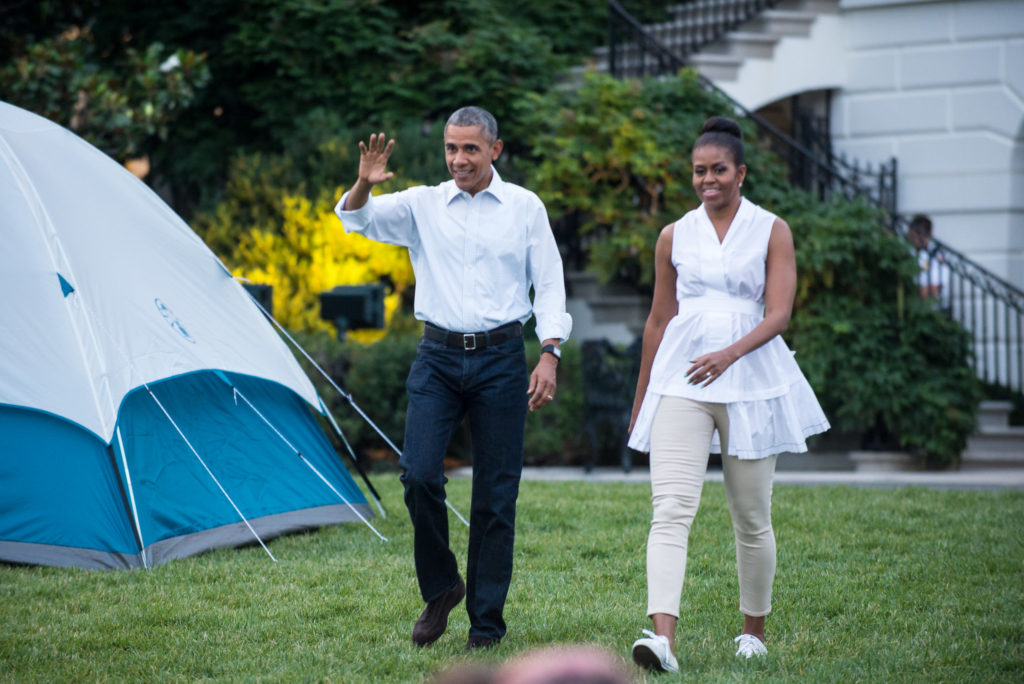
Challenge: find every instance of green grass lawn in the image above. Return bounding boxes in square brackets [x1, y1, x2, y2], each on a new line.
[1, 475, 1022, 682]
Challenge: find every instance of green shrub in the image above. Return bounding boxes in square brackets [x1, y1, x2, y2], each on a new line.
[783, 197, 983, 465]
[191, 141, 419, 338]
[523, 341, 590, 466]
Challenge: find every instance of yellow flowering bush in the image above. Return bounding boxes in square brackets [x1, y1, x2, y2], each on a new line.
[232, 193, 413, 343]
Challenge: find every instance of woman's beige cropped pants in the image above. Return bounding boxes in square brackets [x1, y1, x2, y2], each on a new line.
[646, 396, 778, 618]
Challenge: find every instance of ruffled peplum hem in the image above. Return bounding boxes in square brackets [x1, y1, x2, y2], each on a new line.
[644, 314, 808, 404]
[628, 376, 830, 459]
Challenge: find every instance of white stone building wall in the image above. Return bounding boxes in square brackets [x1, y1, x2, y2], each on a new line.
[832, 0, 1024, 288]
[718, 0, 1023, 288]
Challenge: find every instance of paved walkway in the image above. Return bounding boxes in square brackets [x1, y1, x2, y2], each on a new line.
[449, 466, 1024, 491]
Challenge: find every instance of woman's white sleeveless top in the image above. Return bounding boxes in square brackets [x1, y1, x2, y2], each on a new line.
[627, 197, 829, 459]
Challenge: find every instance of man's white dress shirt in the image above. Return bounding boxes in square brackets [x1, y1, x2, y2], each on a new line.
[335, 168, 572, 343]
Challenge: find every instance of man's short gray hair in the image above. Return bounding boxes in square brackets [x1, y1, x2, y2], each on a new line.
[445, 106, 498, 143]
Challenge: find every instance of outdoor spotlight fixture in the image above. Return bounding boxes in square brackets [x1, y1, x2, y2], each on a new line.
[319, 284, 386, 339]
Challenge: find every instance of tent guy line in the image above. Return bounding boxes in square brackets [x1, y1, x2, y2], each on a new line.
[320, 396, 388, 519]
[145, 383, 279, 563]
[113, 425, 148, 569]
[246, 291, 472, 529]
[232, 385, 387, 540]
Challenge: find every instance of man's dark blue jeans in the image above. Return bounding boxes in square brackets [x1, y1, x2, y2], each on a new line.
[399, 332, 528, 642]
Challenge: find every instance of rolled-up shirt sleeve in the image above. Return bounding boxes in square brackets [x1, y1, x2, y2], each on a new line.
[525, 198, 573, 343]
[335, 190, 417, 248]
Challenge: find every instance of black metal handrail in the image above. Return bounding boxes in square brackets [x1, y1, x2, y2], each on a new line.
[634, 0, 780, 61]
[900, 218, 1024, 394]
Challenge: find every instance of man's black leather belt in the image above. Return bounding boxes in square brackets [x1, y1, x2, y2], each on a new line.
[423, 321, 523, 350]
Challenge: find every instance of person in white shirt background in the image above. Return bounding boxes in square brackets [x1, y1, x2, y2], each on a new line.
[908, 214, 951, 309]
[626, 116, 829, 672]
[335, 106, 571, 651]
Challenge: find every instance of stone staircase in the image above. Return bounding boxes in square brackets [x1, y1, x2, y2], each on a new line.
[578, 0, 838, 84]
[688, 0, 837, 81]
[962, 401, 1024, 468]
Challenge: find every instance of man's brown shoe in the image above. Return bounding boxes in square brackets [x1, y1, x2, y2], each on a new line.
[411, 576, 465, 647]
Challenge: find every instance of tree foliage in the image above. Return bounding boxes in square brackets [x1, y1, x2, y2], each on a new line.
[0, 0, 608, 214]
[0, 26, 209, 163]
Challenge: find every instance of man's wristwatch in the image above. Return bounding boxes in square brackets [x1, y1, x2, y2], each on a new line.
[541, 344, 561, 362]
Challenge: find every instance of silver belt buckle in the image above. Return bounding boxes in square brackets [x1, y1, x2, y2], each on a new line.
[463, 333, 477, 350]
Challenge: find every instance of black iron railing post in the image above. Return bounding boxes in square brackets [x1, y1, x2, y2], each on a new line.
[900, 211, 1024, 393]
[608, 9, 617, 78]
[1011, 313, 1019, 393]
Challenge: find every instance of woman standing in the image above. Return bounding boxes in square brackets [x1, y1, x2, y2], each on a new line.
[627, 117, 829, 672]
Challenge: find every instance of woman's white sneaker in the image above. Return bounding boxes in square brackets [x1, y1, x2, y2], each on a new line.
[734, 633, 767, 658]
[631, 629, 679, 673]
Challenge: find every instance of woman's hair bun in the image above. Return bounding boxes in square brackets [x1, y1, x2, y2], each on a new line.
[701, 116, 742, 140]
[694, 115, 746, 165]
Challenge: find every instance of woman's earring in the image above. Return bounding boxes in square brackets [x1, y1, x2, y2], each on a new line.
[738, 182, 743, 188]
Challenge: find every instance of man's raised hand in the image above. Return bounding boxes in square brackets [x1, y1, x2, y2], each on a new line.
[341, 133, 395, 211]
[358, 132, 395, 186]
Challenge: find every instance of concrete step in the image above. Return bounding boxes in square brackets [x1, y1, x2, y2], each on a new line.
[964, 428, 1024, 454]
[566, 270, 644, 298]
[687, 52, 744, 81]
[962, 428, 1024, 467]
[739, 9, 815, 40]
[700, 31, 781, 60]
[565, 298, 637, 345]
[779, 0, 840, 15]
[587, 294, 649, 329]
[961, 400, 1024, 467]
[588, 1, 835, 84]
[976, 400, 1014, 431]
[565, 271, 649, 344]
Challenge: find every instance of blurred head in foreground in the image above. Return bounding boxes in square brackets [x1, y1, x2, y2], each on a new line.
[433, 645, 633, 684]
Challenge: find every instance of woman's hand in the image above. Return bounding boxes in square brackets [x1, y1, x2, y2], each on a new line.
[686, 348, 739, 387]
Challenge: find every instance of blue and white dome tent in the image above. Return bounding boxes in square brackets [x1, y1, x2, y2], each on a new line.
[0, 100, 383, 569]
